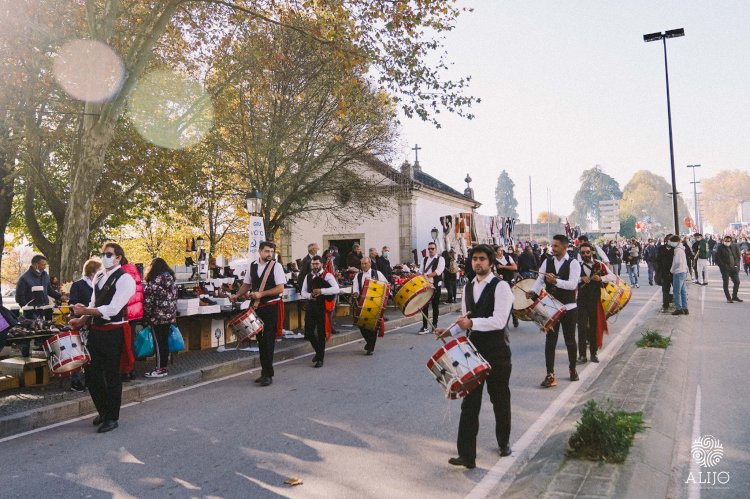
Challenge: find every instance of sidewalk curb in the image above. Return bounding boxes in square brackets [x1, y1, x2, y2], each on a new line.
[0, 303, 460, 438]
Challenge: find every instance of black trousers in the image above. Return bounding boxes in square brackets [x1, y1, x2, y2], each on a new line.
[304, 309, 326, 361]
[577, 298, 598, 357]
[86, 328, 124, 422]
[720, 266, 741, 300]
[444, 274, 457, 302]
[422, 284, 442, 329]
[457, 332, 512, 461]
[359, 326, 377, 352]
[661, 277, 672, 308]
[545, 308, 577, 374]
[256, 304, 279, 378]
[152, 323, 170, 369]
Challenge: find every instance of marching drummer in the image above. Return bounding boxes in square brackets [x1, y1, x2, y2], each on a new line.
[435, 243, 514, 469]
[352, 257, 387, 355]
[300, 255, 340, 367]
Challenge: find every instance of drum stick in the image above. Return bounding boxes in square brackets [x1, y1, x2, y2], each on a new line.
[432, 312, 471, 343]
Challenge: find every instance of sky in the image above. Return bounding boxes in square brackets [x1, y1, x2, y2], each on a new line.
[396, 0, 750, 222]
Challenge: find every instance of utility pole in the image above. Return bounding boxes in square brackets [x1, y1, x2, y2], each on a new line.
[529, 176, 533, 242]
[687, 164, 701, 232]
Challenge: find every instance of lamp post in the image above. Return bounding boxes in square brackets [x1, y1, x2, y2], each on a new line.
[687, 164, 701, 232]
[431, 227, 439, 244]
[644, 28, 685, 235]
[245, 189, 263, 216]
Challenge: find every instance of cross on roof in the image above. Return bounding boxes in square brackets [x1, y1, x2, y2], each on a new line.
[411, 144, 421, 163]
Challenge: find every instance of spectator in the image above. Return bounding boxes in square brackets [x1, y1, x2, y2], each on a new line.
[143, 258, 178, 378]
[346, 243, 363, 271]
[296, 243, 319, 293]
[376, 246, 394, 284]
[707, 235, 717, 265]
[15, 255, 64, 356]
[643, 238, 658, 286]
[517, 245, 539, 278]
[715, 236, 742, 304]
[743, 249, 750, 276]
[656, 234, 675, 313]
[120, 257, 144, 381]
[68, 258, 102, 393]
[443, 250, 458, 304]
[669, 235, 689, 315]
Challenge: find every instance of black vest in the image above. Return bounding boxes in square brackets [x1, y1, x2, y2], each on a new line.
[544, 256, 576, 304]
[578, 261, 604, 303]
[250, 261, 279, 304]
[92, 268, 126, 326]
[305, 272, 334, 312]
[356, 268, 378, 292]
[423, 256, 443, 287]
[465, 277, 511, 358]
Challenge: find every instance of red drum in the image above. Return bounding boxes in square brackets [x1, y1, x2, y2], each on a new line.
[42, 331, 90, 377]
[355, 279, 390, 331]
[426, 336, 491, 400]
[511, 278, 566, 333]
[228, 308, 264, 342]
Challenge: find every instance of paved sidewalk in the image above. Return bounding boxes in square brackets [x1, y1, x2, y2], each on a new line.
[0, 300, 460, 438]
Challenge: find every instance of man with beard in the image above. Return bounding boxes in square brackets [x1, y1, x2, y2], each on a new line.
[656, 234, 675, 313]
[576, 243, 615, 363]
[231, 241, 287, 386]
[529, 235, 580, 388]
[352, 257, 387, 355]
[300, 255, 339, 367]
[715, 235, 743, 304]
[435, 244, 514, 468]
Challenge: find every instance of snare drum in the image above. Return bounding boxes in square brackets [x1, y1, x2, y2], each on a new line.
[511, 278, 566, 333]
[42, 331, 90, 376]
[394, 274, 434, 317]
[355, 279, 390, 330]
[426, 336, 491, 399]
[228, 308, 264, 342]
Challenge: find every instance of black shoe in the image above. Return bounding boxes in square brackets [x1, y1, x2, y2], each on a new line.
[512, 317, 519, 328]
[254, 375, 264, 383]
[365, 351, 373, 356]
[312, 355, 319, 363]
[671, 309, 683, 315]
[590, 355, 600, 363]
[733, 297, 744, 303]
[570, 369, 579, 382]
[121, 373, 132, 382]
[97, 420, 118, 433]
[577, 355, 587, 364]
[92, 415, 104, 426]
[314, 361, 324, 368]
[683, 309, 689, 315]
[71, 380, 86, 393]
[448, 456, 476, 469]
[260, 377, 272, 387]
[727, 299, 734, 304]
[499, 445, 512, 457]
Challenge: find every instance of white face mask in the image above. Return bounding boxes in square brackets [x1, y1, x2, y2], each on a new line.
[668, 241, 678, 248]
[383, 251, 390, 258]
[724, 241, 731, 247]
[102, 255, 117, 268]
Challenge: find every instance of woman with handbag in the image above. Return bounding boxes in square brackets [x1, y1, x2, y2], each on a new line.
[143, 258, 177, 378]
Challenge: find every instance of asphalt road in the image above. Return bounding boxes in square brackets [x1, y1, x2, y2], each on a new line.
[671, 265, 750, 499]
[0, 276, 658, 499]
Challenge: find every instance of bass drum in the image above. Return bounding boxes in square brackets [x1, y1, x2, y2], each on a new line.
[394, 274, 434, 317]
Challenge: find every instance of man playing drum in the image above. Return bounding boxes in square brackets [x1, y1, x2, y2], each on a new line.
[435, 244, 514, 469]
[300, 255, 339, 367]
[529, 234, 581, 388]
[352, 257, 387, 355]
[576, 242, 615, 364]
[418, 242, 445, 334]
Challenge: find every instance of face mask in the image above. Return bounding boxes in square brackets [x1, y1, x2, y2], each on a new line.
[31, 267, 42, 276]
[724, 241, 731, 247]
[102, 255, 116, 268]
[383, 252, 389, 258]
[668, 241, 678, 248]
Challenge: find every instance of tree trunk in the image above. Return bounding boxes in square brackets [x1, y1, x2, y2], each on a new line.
[59, 123, 113, 281]
[0, 171, 13, 286]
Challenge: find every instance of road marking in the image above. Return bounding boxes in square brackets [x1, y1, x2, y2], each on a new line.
[0, 319, 433, 444]
[688, 385, 701, 499]
[465, 289, 659, 499]
[700, 284, 705, 316]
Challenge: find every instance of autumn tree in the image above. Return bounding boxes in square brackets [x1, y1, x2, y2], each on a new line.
[569, 166, 622, 230]
[495, 170, 518, 218]
[619, 170, 690, 233]
[537, 211, 561, 224]
[701, 170, 750, 230]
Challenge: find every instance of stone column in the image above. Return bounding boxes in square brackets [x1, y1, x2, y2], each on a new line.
[398, 194, 417, 265]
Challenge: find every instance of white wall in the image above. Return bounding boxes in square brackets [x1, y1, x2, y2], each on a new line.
[414, 190, 475, 254]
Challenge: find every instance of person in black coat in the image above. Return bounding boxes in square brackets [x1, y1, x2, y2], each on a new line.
[656, 235, 675, 312]
[296, 243, 320, 292]
[68, 259, 102, 392]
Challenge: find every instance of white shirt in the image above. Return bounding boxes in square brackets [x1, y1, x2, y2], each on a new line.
[532, 254, 581, 311]
[580, 260, 616, 284]
[352, 269, 387, 295]
[301, 271, 340, 299]
[89, 265, 136, 323]
[452, 274, 513, 335]
[421, 255, 445, 284]
[243, 260, 288, 300]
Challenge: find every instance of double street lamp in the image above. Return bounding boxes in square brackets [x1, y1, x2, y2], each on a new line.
[687, 164, 701, 233]
[644, 28, 685, 235]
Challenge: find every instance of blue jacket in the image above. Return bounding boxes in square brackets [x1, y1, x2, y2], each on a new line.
[15, 267, 61, 308]
[69, 278, 94, 307]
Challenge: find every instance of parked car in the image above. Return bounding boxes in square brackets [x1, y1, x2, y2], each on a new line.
[2, 289, 19, 311]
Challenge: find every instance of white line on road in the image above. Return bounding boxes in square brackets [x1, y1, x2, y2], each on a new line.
[465, 290, 660, 499]
[688, 384, 702, 499]
[0, 320, 427, 444]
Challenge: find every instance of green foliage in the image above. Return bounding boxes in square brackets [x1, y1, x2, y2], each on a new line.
[619, 170, 690, 232]
[495, 170, 519, 218]
[619, 214, 636, 238]
[570, 166, 622, 229]
[568, 400, 645, 463]
[636, 329, 671, 349]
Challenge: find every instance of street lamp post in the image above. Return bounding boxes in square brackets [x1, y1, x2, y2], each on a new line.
[687, 164, 701, 232]
[644, 28, 685, 235]
[431, 227, 439, 245]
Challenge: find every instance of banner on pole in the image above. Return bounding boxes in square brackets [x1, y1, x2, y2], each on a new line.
[248, 216, 266, 262]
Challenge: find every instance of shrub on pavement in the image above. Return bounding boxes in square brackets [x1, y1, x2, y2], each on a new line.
[636, 329, 671, 349]
[567, 399, 645, 463]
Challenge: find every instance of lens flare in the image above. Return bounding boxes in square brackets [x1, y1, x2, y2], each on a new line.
[127, 69, 214, 150]
[53, 40, 124, 103]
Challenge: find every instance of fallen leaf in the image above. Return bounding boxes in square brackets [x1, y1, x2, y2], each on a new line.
[284, 477, 303, 486]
